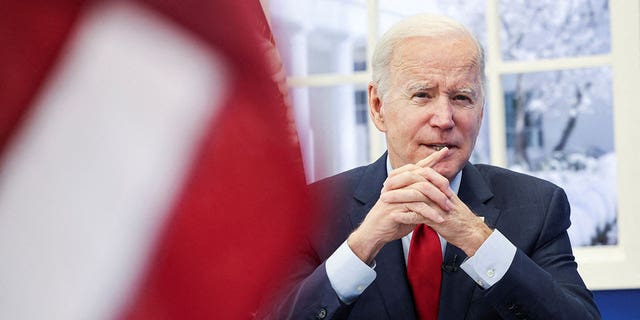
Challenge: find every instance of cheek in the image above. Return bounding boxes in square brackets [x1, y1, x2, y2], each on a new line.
[458, 112, 483, 140]
[386, 109, 413, 135]
[397, 117, 424, 145]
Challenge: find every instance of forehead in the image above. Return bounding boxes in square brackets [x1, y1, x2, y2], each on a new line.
[389, 35, 481, 87]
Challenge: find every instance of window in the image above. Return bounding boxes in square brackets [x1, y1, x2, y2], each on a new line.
[499, 1, 615, 247]
[266, 0, 640, 289]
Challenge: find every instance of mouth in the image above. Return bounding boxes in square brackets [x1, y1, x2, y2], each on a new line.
[424, 144, 455, 151]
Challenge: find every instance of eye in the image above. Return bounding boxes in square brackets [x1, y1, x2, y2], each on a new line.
[453, 94, 472, 102]
[412, 92, 430, 99]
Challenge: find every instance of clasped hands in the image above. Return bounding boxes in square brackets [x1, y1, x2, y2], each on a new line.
[347, 148, 492, 265]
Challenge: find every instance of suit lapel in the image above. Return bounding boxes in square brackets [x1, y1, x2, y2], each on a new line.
[458, 163, 501, 230]
[438, 163, 502, 320]
[350, 153, 417, 319]
[350, 153, 386, 229]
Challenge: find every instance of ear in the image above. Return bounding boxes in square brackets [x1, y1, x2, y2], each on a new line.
[368, 82, 387, 132]
[477, 101, 485, 127]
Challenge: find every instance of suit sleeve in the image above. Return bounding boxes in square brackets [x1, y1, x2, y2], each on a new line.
[256, 239, 355, 320]
[480, 187, 601, 319]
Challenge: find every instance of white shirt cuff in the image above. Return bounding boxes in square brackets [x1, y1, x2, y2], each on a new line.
[325, 240, 377, 304]
[460, 229, 516, 289]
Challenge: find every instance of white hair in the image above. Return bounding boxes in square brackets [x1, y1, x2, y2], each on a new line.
[371, 14, 485, 97]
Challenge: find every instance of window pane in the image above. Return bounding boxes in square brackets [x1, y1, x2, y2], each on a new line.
[472, 98, 491, 165]
[269, 0, 368, 76]
[500, 0, 611, 61]
[291, 85, 370, 182]
[379, 0, 486, 47]
[502, 67, 617, 247]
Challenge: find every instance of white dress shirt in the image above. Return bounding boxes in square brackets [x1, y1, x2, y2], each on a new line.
[325, 156, 517, 304]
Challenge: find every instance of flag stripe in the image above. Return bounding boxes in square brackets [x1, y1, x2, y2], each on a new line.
[0, 2, 226, 318]
[0, 0, 85, 158]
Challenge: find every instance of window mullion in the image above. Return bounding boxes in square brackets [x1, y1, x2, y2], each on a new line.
[486, 0, 506, 167]
[367, 0, 385, 162]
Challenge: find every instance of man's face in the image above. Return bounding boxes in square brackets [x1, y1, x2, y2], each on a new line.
[369, 35, 484, 180]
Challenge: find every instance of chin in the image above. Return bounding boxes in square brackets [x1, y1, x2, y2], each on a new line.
[432, 162, 460, 181]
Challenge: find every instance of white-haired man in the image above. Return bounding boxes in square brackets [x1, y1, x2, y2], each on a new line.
[265, 14, 600, 320]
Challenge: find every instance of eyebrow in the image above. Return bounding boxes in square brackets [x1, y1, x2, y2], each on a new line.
[451, 87, 478, 97]
[402, 81, 480, 98]
[405, 82, 436, 92]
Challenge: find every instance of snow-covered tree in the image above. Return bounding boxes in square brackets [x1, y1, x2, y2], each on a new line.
[500, 0, 611, 169]
[499, 0, 616, 246]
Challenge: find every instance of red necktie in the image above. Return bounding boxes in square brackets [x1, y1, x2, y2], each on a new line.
[407, 224, 442, 320]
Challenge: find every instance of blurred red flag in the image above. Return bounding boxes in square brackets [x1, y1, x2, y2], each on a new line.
[122, 1, 308, 318]
[0, 0, 306, 319]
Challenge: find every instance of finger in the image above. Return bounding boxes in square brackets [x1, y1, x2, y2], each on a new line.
[416, 167, 455, 198]
[387, 163, 422, 179]
[390, 210, 427, 225]
[381, 188, 428, 204]
[447, 193, 475, 216]
[409, 181, 453, 211]
[416, 146, 449, 168]
[385, 165, 452, 195]
[404, 202, 445, 223]
[381, 183, 452, 212]
[383, 170, 427, 191]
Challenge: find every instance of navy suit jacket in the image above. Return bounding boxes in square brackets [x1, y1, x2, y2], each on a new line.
[266, 153, 600, 319]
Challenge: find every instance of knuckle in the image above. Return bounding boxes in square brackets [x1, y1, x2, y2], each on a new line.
[418, 181, 431, 191]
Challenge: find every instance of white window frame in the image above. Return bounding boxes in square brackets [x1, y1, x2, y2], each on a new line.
[264, 0, 640, 290]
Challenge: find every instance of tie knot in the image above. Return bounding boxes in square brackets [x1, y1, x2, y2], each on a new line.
[412, 224, 437, 242]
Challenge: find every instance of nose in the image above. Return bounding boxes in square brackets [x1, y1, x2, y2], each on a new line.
[428, 96, 454, 129]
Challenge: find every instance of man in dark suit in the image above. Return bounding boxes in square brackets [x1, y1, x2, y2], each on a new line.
[263, 14, 600, 320]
